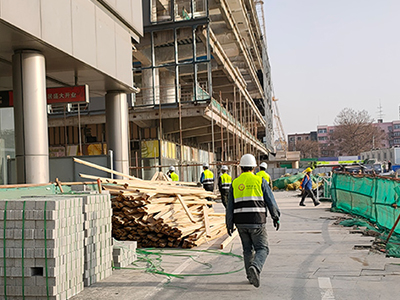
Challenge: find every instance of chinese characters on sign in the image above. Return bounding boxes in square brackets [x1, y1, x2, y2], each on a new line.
[2, 85, 89, 107]
[46, 85, 89, 104]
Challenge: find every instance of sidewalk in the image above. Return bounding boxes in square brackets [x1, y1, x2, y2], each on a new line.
[71, 191, 400, 300]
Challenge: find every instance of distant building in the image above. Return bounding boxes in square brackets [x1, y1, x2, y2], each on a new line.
[373, 119, 400, 148]
[317, 125, 336, 157]
[288, 131, 317, 151]
[289, 120, 400, 158]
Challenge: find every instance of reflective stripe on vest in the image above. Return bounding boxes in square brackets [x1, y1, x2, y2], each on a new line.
[170, 172, 179, 182]
[232, 172, 266, 224]
[233, 207, 266, 213]
[203, 169, 214, 185]
[256, 170, 271, 183]
[220, 173, 232, 190]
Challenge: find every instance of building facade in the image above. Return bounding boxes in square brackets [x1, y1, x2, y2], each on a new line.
[128, 0, 274, 179]
[288, 131, 317, 151]
[0, 0, 143, 184]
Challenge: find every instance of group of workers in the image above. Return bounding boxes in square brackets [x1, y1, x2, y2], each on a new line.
[165, 155, 319, 288]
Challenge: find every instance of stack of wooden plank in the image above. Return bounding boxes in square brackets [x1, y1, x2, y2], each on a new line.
[73, 158, 228, 248]
[92, 177, 227, 248]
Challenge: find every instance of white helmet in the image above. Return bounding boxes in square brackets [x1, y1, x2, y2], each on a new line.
[203, 163, 209, 168]
[169, 166, 175, 171]
[221, 165, 228, 171]
[239, 154, 257, 167]
[260, 162, 268, 169]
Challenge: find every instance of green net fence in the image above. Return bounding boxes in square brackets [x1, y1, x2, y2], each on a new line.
[331, 173, 400, 235]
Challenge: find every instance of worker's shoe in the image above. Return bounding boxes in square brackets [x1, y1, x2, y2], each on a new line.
[314, 201, 320, 206]
[248, 266, 260, 288]
[299, 203, 305, 206]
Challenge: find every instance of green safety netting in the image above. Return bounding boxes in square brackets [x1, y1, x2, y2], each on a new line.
[339, 218, 378, 232]
[331, 173, 400, 235]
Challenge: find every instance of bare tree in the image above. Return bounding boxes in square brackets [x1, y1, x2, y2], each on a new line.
[329, 108, 384, 156]
[295, 140, 319, 158]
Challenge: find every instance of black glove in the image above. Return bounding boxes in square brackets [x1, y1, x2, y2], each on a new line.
[273, 219, 280, 231]
[227, 227, 234, 236]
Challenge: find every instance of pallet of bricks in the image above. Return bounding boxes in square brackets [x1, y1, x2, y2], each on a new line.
[96, 177, 227, 248]
[0, 191, 112, 300]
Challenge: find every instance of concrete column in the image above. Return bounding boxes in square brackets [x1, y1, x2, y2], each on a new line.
[12, 50, 49, 184]
[159, 69, 175, 104]
[142, 68, 159, 105]
[105, 92, 130, 178]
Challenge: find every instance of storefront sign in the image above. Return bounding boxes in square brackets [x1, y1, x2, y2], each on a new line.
[0, 85, 89, 107]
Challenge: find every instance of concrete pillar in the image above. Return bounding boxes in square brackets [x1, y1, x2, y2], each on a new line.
[105, 92, 130, 178]
[159, 69, 175, 103]
[12, 50, 49, 184]
[142, 68, 159, 105]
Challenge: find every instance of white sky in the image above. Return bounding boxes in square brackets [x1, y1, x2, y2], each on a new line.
[264, 0, 400, 136]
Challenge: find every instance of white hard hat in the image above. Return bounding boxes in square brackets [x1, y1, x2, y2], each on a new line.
[221, 165, 228, 171]
[169, 166, 175, 171]
[203, 163, 209, 168]
[239, 154, 257, 167]
[260, 162, 268, 169]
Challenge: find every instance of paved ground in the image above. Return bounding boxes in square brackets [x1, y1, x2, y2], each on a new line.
[71, 191, 400, 300]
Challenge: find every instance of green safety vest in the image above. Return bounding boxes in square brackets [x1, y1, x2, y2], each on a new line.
[232, 172, 266, 224]
[256, 170, 271, 183]
[170, 172, 179, 182]
[220, 173, 232, 191]
[203, 169, 214, 185]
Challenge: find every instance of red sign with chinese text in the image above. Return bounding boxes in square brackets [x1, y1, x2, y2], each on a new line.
[3, 85, 89, 107]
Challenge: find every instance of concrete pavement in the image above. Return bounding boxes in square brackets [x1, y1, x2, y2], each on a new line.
[71, 191, 400, 300]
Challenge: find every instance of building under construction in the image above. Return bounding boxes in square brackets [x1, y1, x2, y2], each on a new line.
[2, 0, 275, 183]
[130, 0, 274, 180]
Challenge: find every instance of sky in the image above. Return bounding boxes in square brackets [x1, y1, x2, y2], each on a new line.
[264, 0, 400, 136]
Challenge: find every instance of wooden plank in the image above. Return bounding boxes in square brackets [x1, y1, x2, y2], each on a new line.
[176, 194, 196, 223]
[74, 157, 138, 180]
[203, 205, 211, 237]
[220, 229, 238, 249]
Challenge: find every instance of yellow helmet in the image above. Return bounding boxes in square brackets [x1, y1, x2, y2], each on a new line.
[305, 167, 312, 173]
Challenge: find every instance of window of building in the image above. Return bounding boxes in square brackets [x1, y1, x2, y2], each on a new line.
[306, 137, 309, 140]
[297, 137, 302, 140]
[384, 153, 387, 159]
[289, 137, 294, 141]
[318, 136, 327, 141]
[394, 124, 400, 130]
[378, 153, 381, 160]
[329, 129, 333, 133]
[394, 139, 400, 144]
[318, 128, 327, 134]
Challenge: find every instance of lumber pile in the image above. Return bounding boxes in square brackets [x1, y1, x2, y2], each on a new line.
[93, 177, 227, 248]
[73, 158, 228, 248]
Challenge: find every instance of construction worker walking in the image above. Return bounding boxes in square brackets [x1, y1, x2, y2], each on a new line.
[256, 162, 272, 189]
[200, 163, 214, 192]
[218, 165, 232, 208]
[226, 154, 280, 288]
[167, 166, 179, 182]
[299, 167, 320, 207]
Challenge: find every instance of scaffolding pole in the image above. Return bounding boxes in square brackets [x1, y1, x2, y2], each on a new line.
[219, 91, 224, 162]
[226, 98, 230, 161]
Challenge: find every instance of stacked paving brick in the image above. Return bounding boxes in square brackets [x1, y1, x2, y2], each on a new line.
[82, 193, 113, 286]
[112, 241, 137, 269]
[0, 197, 85, 300]
[0, 192, 113, 299]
